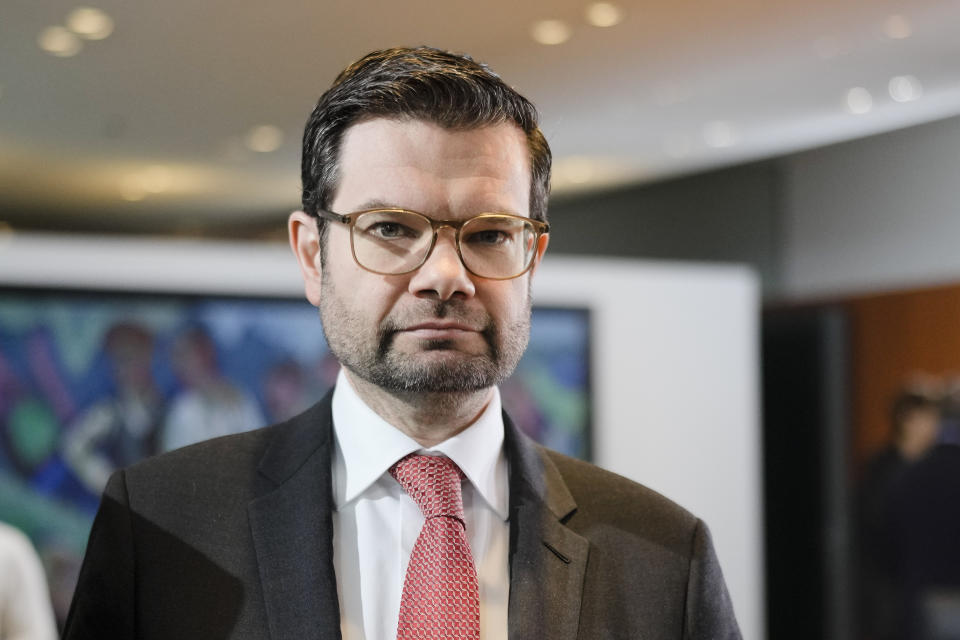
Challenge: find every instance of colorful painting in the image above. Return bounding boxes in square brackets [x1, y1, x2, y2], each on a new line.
[0, 288, 590, 622]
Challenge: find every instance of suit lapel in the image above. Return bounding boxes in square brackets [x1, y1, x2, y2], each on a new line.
[248, 395, 342, 640]
[504, 414, 589, 640]
[244, 396, 589, 639]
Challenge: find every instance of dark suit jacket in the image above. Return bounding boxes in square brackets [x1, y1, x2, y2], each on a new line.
[63, 392, 741, 639]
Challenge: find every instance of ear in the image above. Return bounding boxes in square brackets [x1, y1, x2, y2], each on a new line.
[288, 211, 324, 307]
[527, 232, 549, 279]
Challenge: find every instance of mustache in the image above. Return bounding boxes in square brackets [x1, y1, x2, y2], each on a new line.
[383, 300, 489, 330]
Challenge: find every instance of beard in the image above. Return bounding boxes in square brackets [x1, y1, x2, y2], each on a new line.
[319, 279, 530, 394]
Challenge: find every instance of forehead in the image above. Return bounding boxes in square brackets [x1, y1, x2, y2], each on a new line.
[333, 118, 531, 215]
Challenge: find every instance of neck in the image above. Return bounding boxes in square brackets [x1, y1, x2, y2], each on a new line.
[343, 370, 494, 448]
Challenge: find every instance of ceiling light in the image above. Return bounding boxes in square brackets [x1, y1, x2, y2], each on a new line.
[551, 156, 633, 191]
[883, 14, 912, 40]
[889, 75, 922, 102]
[552, 157, 595, 186]
[565, 159, 596, 184]
[0, 222, 13, 249]
[845, 87, 873, 114]
[585, 3, 623, 27]
[119, 182, 146, 202]
[67, 7, 114, 40]
[116, 164, 214, 200]
[244, 125, 284, 153]
[139, 166, 172, 193]
[703, 121, 738, 149]
[119, 173, 148, 201]
[531, 19, 571, 45]
[38, 26, 83, 57]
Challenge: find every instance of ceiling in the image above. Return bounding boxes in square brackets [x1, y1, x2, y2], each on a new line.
[2, 0, 959, 237]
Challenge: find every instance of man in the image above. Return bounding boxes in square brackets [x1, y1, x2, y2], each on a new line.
[857, 386, 942, 639]
[63, 47, 740, 639]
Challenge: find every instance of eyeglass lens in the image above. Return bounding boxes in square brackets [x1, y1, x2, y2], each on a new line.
[351, 210, 538, 278]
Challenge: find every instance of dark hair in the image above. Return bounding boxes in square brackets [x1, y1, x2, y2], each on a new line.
[891, 388, 940, 436]
[301, 46, 551, 240]
[103, 322, 153, 354]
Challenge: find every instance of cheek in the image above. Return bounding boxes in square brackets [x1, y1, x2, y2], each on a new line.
[335, 268, 409, 322]
[481, 281, 530, 322]
[326, 226, 355, 265]
[324, 230, 374, 287]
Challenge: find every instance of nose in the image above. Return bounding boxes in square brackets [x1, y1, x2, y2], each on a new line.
[407, 229, 476, 301]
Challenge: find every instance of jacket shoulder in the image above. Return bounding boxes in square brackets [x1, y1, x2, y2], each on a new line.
[124, 422, 278, 488]
[122, 396, 333, 492]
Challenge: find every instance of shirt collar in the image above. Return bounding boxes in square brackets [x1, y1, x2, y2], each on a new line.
[331, 369, 509, 521]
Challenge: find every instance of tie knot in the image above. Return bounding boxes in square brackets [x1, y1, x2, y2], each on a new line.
[389, 454, 465, 521]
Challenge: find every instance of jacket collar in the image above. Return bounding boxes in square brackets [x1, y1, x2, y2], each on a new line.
[248, 392, 342, 640]
[247, 390, 590, 640]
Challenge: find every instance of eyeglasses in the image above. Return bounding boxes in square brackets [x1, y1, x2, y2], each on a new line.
[316, 208, 549, 280]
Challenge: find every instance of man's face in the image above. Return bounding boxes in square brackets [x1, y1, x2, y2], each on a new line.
[899, 406, 941, 459]
[292, 118, 547, 394]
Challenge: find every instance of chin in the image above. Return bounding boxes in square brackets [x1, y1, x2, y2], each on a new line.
[374, 352, 505, 394]
[420, 338, 459, 351]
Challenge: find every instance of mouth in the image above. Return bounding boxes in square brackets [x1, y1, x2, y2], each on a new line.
[399, 321, 481, 340]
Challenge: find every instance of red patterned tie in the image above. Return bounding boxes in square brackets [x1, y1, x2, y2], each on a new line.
[389, 454, 481, 640]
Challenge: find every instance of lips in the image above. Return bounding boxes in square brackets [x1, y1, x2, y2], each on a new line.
[400, 321, 481, 340]
[403, 321, 479, 332]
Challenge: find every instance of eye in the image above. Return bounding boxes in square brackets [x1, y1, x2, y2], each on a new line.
[364, 221, 417, 239]
[465, 229, 512, 246]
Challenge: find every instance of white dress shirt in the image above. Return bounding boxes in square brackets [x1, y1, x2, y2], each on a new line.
[331, 370, 510, 640]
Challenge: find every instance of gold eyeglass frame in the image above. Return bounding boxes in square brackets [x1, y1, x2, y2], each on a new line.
[316, 208, 549, 280]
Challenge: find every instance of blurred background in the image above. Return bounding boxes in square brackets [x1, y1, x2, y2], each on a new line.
[3, 0, 960, 638]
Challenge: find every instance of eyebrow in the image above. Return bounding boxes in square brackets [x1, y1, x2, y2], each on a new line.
[346, 200, 523, 218]
[352, 199, 399, 211]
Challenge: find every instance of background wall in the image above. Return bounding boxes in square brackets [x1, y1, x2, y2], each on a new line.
[547, 162, 782, 295]
[546, 113, 960, 302]
[781, 115, 960, 299]
[534, 257, 762, 640]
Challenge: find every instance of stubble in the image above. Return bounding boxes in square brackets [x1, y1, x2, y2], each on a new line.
[319, 277, 530, 395]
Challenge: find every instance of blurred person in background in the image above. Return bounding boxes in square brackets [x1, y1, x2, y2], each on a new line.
[261, 359, 313, 423]
[62, 322, 164, 496]
[857, 378, 960, 640]
[160, 325, 264, 452]
[857, 383, 942, 639]
[884, 387, 960, 639]
[0, 521, 58, 640]
[861, 384, 942, 515]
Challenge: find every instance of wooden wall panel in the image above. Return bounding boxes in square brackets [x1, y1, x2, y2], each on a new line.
[847, 283, 960, 471]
